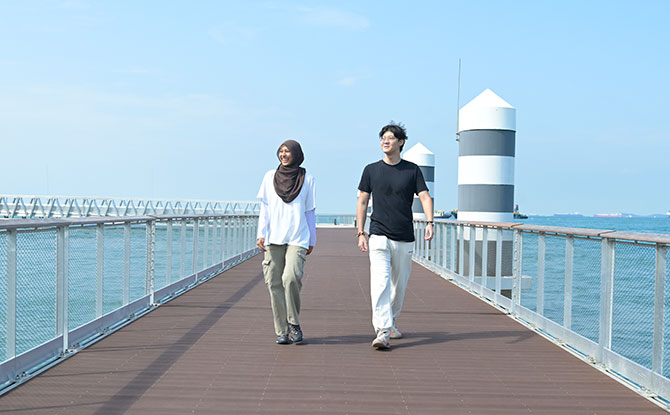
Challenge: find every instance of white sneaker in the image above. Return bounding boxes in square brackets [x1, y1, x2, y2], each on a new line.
[389, 326, 403, 339]
[372, 330, 391, 349]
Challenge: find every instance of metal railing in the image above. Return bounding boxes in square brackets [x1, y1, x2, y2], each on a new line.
[316, 214, 356, 227]
[414, 219, 670, 408]
[0, 214, 260, 394]
[0, 195, 260, 218]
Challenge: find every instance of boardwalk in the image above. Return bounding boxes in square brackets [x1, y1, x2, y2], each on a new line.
[0, 228, 664, 414]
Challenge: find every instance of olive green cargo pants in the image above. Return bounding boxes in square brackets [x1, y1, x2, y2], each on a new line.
[262, 244, 307, 336]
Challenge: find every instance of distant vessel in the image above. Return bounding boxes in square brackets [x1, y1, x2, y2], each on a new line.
[513, 204, 528, 219]
[594, 213, 623, 218]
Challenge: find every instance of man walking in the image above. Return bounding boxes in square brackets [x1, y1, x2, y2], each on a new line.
[356, 123, 433, 349]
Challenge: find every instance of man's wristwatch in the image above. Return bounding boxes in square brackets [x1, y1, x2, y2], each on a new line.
[357, 230, 367, 237]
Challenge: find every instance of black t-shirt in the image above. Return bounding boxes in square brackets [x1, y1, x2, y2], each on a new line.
[358, 159, 428, 242]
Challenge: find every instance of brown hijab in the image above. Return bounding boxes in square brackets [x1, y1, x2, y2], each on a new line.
[273, 140, 306, 204]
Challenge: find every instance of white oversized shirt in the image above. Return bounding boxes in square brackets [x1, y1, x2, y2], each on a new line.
[256, 170, 316, 249]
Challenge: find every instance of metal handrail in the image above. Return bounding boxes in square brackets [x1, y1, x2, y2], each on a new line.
[0, 213, 260, 394]
[414, 219, 670, 409]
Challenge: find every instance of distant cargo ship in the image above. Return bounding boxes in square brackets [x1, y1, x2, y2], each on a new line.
[554, 213, 584, 217]
[594, 213, 623, 218]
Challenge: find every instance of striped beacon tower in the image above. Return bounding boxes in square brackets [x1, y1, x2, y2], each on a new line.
[457, 89, 516, 294]
[402, 142, 434, 219]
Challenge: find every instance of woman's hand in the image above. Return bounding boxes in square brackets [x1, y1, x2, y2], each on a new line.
[256, 237, 266, 251]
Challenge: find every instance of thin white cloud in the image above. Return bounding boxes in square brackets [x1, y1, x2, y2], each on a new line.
[296, 6, 369, 30]
[208, 23, 262, 45]
[336, 76, 359, 87]
[264, 3, 370, 30]
[117, 67, 152, 74]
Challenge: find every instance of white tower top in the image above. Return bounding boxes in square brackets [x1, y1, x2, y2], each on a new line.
[458, 88, 516, 132]
[403, 142, 434, 166]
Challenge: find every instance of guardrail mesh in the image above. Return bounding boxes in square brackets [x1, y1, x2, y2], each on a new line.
[664, 248, 670, 378]
[0, 232, 6, 362]
[103, 226, 125, 314]
[154, 224, 168, 291]
[612, 242, 656, 370]
[17, 230, 57, 355]
[571, 237, 602, 343]
[521, 232, 538, 313]
[543, 236, 567, 325]
[69, 227, 97, 330]
[129, 225, 148, 302]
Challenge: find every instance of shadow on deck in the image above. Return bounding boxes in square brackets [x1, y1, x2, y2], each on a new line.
[0, 228, 664, 414]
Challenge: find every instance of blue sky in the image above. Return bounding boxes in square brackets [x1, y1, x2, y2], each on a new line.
[1, 1, 669, 215]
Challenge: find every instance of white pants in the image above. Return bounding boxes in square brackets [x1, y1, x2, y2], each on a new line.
[368, 235, 413, 332]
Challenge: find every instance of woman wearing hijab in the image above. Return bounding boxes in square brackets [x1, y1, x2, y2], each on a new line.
[256, 140, 316, 344]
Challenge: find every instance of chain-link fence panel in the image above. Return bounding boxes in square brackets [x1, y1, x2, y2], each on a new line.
[129, 225, 147, 302]
[103, 226, 125, 314]
[520, 232, 538, 312]
[543, 235, 566, 326]
[153, 223, 168, 291]
[16, 229, 57, 355]
[198, 221, 206, 270]
[663, 247, 670, 378]
[182, 222, 194, 279]
[68, 226, 97, 331]
[611, 241, 655, 370]
[0, 232, 7, 362]
[172, 221, 185, 281]
[570, 237, 602, 343]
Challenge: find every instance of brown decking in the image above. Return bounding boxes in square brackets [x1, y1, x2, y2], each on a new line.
[0, 228, 665, 414]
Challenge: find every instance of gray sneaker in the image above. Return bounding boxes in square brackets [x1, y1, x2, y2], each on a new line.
[389, 326, 403, 339]
[372, 330, 391, 349]
[289, 324, 303, 343]
[276, 334, 292, 344]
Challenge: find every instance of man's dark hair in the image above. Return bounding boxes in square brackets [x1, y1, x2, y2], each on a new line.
[379, 122, 408, 152]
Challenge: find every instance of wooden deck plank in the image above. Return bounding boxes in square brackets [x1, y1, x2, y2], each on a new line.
[0, 228, 664, 414]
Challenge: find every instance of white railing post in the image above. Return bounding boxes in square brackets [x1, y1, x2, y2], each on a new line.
[599, 237, 615, 363]
[224, 217, 226, 263]
[564, 235, 574, 329]
[234, 216, 240, 255]
[166, 220, 173, 285]
[652, 244, 666, 374]
[192, 219, 199, 274]
[537, 232, 546, 316]
[7, 229, 17, 359]
[481, 226, 488, 295]
[468, 226, 475, 287]
[180, 220, 186, 279]
[458, 224, 465, 276]
[203, 218, 209, 269]
[56, 226, 69, 352]
[147, 220, 155, 304]
[96, 224, 104, 317]
[495, 228, 502, 301]
[441, 223, 447, 269]
[512, 229, 523, 313]
[450, 224, 456, 272]
[124, 223, 131, 305]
